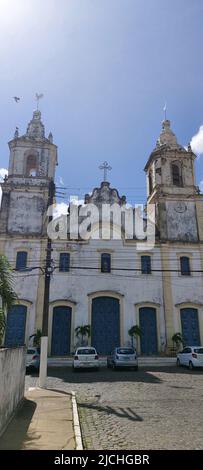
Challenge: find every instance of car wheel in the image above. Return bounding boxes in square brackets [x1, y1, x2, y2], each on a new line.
[107, 362, 111, 369]
[189, 361, 194, 370]
[176, 358, 181, 367]
[134, 366, 138, 371]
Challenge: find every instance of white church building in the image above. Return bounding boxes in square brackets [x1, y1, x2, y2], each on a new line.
[0, 109, 203, 355]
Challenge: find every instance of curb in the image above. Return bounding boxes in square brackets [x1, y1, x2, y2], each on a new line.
[71, 391, 83, 450]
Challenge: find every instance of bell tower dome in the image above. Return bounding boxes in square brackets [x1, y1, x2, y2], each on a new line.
[144, 119, 202, 242]
[0, 109, 58, 235]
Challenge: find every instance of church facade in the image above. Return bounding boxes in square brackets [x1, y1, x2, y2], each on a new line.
[1, 110, 203, 356]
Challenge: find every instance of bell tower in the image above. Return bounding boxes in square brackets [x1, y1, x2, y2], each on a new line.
[145, 119, 202, 242]
[0, 109, 57, 235]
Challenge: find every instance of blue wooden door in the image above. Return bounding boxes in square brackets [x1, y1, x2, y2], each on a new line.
[5, 305, 27, 347]
[51, 306, 72, 356]
[139, 307, 158, 355]
[91, 297, 120, 355]
[181, 308, 200, 346]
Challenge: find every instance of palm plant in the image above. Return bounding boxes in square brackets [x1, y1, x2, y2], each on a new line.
[75, 324, 91, 346]
[0, 254, 18, 346]
[128, 325, 142, 348]
[172, 332, 183, 351]
[29, 329, 42, 347]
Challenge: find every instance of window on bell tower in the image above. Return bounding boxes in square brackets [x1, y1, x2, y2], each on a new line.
[26, 154, 37, 177]
[148, 171, 153, 194]
[172, 162, 182, 186]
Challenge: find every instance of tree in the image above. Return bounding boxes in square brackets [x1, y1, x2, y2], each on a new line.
[29, 329, 42, 347]
[128, 325, 142, 348]
[0, 254, 18, 346]
[75, 325, 91, 346]
[172, 332, 183, 351]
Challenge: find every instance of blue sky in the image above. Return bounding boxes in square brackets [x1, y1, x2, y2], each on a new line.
[0, 0, 203, 204]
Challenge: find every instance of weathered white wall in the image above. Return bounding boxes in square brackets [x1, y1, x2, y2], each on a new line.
[48, 239, 165, 352]
[0, 347, 26, 436]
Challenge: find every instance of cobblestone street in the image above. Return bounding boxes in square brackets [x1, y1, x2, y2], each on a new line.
[26, 367, 203, 450]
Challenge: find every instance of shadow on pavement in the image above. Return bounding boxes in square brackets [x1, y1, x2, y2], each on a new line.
[79, 401, 143, 422]
[0, 399, 37, 450]
[45, 367, 163, 384]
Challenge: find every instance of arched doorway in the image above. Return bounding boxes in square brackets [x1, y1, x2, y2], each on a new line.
[91, 296, 120, 355]
[5, 305, 27, 347]
[139, 307, 158, 355]
[51, 306, 72, 356]
[180, 308, 200, 346]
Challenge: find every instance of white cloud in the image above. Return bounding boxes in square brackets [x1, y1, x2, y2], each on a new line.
[190, 125, 203, 155]
[0, 168, 8, 207]
[0, 168, 8, 180]
[69, 196, 84, 206]
[199, 180, 203, 193]
[53, 202, 68, 218]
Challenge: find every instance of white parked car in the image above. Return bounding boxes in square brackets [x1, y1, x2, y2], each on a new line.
[177, 346, 203, 369]
[73, 347, 99, 370]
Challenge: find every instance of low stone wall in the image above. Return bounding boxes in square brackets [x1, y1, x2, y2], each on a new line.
[0, 347, 26, 436]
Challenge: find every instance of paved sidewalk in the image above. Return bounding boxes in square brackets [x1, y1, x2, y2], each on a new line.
[0, 388, 75, 450]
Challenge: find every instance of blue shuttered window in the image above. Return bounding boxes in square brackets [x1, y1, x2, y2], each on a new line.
[16, 251, 27, 271]
[180, 256, 190, 275]
[141, 255, 151, 274]
[101, 253, 111, 273]
[59, 253, 70, 272]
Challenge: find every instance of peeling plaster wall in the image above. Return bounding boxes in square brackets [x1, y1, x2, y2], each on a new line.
[7, 192, 45, 234]
[166, 201, 198, 241]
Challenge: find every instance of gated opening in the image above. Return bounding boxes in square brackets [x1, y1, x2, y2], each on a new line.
[91, 296, 120, 355]
[51, 306, 72, 356]
[139, 307, 158, 355]
[4, 305, 27, 347]
[180, 308, 200, 346]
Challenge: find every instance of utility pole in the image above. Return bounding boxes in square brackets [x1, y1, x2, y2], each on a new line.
[39, 179, 55, 388]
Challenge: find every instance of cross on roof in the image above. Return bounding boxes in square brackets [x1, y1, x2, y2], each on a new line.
[99, 161, 112, 182]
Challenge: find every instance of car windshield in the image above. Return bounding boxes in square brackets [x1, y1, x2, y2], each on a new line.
[194, 348, 203, 354]
[77, 349, 96, 355]
[117, 348, 135, 355]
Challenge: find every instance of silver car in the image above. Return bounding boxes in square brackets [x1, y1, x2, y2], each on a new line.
[107, 347, 138, 370]
[177, 346, 203, 369]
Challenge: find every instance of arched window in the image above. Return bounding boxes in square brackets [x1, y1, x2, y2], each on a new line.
[26, 154, 37, 177]
[148, 171, 153, 194]
[172, 163, 182, 186]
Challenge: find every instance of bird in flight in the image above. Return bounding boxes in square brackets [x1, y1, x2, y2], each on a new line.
[13, 96, 20, 103]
